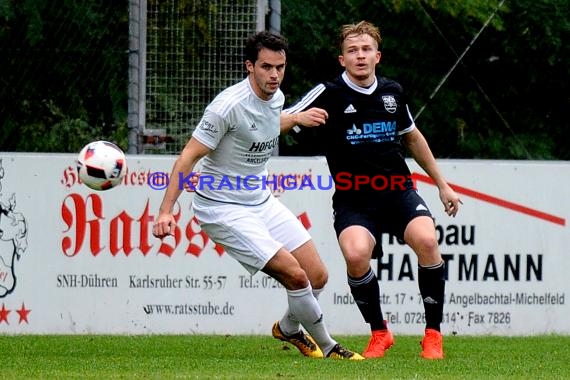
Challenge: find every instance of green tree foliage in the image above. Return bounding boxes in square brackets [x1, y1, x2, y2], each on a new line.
[281, 0, 569, 159]
[0, 0, 128, 152]
[0, 0, 567, 159]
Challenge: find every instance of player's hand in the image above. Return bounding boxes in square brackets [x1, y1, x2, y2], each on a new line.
[183, 172, 201, 192]
[295, 107, 328, 127]
[152, 213, 176, 239]
[439, 185, 462, 217]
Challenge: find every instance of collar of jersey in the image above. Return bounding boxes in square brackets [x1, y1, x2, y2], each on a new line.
[342, 71, 377, 95]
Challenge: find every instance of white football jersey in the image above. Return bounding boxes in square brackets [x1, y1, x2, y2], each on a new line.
[192, 78, 283, 205]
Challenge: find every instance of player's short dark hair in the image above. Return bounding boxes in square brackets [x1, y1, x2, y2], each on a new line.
[244, 31, 288, 64]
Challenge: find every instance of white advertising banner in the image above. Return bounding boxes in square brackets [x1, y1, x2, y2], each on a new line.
[0, 153, 567, 336]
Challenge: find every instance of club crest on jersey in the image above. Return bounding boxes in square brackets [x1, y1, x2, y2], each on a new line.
[382, 95, 397, 113]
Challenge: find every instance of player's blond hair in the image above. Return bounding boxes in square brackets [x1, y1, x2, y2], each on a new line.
[339, 21, 382, 52]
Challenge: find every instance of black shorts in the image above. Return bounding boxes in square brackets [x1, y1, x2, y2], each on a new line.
[333, 189, 434, 258]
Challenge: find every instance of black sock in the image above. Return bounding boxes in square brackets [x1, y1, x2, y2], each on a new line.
[348, 268, 386, 331]
[418, 261, 445, 331]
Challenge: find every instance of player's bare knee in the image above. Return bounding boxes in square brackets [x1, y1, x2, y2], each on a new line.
[342, 246, 371, 267]
[413, 236, 441, 265]
[281, 266, 310, 290]
[310, 270, 328, 289]
[419, 235, 439, 253]
[407, 232, 438, 253]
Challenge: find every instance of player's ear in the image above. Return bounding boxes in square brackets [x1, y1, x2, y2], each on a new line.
[338, 55, 346, 67]
[245, 60, 254, 73]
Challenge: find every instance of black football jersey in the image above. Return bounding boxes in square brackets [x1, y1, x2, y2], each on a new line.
[285, 72, 416, 206]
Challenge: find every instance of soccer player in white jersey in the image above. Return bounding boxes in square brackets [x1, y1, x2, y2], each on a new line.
[152, 31, 363, 360]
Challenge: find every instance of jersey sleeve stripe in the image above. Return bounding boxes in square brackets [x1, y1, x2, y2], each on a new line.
[284, 84, 326, 113]
[398, 104, 416, 135]
[215, 86, 250, 117]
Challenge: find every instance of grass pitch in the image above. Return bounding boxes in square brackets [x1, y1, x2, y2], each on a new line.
[1, 334, 569, 379]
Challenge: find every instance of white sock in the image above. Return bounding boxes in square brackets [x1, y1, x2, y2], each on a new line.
[279, 287, 324, 334]
[286, 285, 336, 354]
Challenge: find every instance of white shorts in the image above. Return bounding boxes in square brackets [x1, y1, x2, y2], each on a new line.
[191, 195, 311, 274]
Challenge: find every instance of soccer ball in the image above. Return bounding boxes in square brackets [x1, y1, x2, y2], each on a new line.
[77, 141, 127, 191]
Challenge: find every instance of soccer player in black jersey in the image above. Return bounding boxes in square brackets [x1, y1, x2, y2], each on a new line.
[281, 21, 462, 359]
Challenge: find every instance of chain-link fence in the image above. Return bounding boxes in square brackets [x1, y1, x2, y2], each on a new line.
[134, 0, 261, 154]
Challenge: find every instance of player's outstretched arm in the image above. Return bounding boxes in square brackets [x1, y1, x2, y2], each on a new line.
[402, 128, 462, 217]
[280, 108, 328, 133]
[152, 137, 210, 239]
